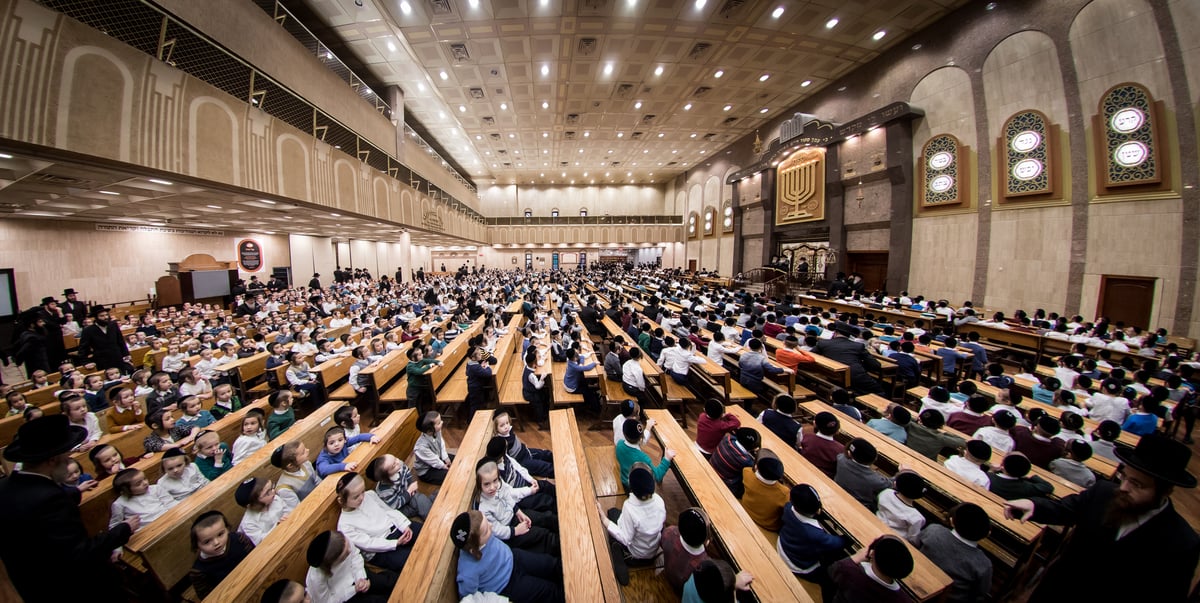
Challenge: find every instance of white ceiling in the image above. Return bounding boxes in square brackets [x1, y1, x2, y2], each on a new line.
[297, 0, 967, 186]
[0, 151, 473, 247]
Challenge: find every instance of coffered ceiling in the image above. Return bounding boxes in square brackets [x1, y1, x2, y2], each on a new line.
[296, 0, 966, 186]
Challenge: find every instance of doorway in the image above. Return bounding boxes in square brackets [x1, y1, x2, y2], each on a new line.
[846, 252, 889, 293]
[688, 259, 697, 273]
[1097, 275, 1156, 330]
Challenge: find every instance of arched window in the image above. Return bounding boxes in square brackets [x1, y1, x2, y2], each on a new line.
[1001, 109, 1056, 200]
[919, 134, 968, 207]
[579, 207, 588, 217]
[551, 208, 559, 218]
[1097, 82, 1161, 189]
[523, 208, 532, 218]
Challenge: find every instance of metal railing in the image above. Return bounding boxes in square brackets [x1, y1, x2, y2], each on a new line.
[38, 0, 482, 222]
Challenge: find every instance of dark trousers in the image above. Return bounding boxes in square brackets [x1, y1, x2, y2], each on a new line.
[408, 388, 434, 416]
[605, 507, 659, 565]
[367, 523, 423, 573]
[668, 370, 689, 385]
[502, 548, 565, 603]
[506, 522, 559, 556]
[518, 448, 554, 478]
[348, 568, 398, 602]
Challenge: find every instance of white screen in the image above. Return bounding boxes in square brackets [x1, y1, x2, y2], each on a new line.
[191, 270, 231, 298]
[0, 272, 13, 317]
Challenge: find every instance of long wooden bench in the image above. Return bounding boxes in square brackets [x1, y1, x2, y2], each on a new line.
[390, 410, 496, 603]
[312, 352, 355, 401]
[549, 410, 623, 602]
[214, 352, 269, 401]
[644, 408, 819, 602]
[725, 405, 952, 601]
[125, 400, 344, 590]
[202, 407, 420, 601]
[78, 397, 271, 537]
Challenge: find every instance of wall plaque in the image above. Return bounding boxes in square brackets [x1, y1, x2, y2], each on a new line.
[237, 239, 263, 272]
[918, 134, 969, 207]
[1098, 83, 1161, 187]
[775, 148, 826, 225]
[1000, 110, 1056, 200]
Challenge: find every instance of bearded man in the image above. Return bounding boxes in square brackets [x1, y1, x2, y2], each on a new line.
[1005, 433, 1198, 601]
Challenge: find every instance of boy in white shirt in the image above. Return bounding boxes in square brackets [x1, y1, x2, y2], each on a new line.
[236, 477, 296, 545]
[601, 464, 666, 586]
[62, 395, 101, 452]
[875, 471, 927, 544]
[974, 410, 1017, 455]
[475, 461, 559, 556]
[944, 440, 992, 488]
[157, 448, 209, 501]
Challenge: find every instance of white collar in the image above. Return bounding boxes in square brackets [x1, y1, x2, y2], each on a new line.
[792, 507, 823, 529]
[862, 562, 901, 591]
[1117, 498, 1170, 540]
[680, 536, 706, 556]
[815, 432, 835, 441]
[950, 529, 979, 548]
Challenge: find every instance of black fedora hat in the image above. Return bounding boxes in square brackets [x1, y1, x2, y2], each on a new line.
[3, 415, 87, 463]
[1115, 433, 1197, 488]
[40, 296, 56, 306]
[88, 305, 108, 318]
[63, 288, 78, 296]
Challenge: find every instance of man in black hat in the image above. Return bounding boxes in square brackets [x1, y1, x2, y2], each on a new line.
[0, 415, 138, 600]
[36, 295, 68, 366]
[77, 306, 132, 372]
[308, 273, 321, 290]
[13, 309, 51, 378]
[61, 288, 87, 324]
[1005, 433, 1199, 601]
[814, 322, 884, 395]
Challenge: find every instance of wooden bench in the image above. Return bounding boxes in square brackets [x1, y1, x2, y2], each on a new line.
[549, 410, 623, 602]
[584, 445, 625, 498]
[644, 408, 819, 603]
[125, 400, 344, 591]
[389, 411, 497, 603]
[312, 353, 355, 401]
[725, 405, 952, 601]
[202, 408, 420, 602]
[215, 352, 269, 401]
[551, 363, 586, 405]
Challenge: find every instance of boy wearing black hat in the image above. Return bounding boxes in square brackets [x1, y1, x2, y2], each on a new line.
[947, 396, 994, 436]
[601, 464, 666, 585]
[917, 503, 993, 603]
[987, 453, 1053, 500]
[758, 394, 803, 449]
[1011, 414, 1065, 469]
[827, 535, 915, 603]
[740, 450, 789, 530]
[944, 439, 992, 488]
[661, 508, 711, 594]
[875, 471, 928, 544]
[835, 438, 892, 511]
[778, 484, 847, 582]
[800, 411, 846, 478]
[1005, 434, 1200, 601]
[867, 404, 912, 444]
[1088, 420, 1122, 461]
[710, 427, 761, 498]
[1048, 439, 1097, 488]
[905, 409, 966, 461]
[615, 419, 675, 489]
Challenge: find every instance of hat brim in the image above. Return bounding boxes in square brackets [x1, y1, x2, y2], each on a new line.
[1115, 446, 1198, 489]
[3, 425, 88, 463]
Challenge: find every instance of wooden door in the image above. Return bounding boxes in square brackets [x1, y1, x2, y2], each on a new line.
[1098, 275, 1156, 329]
[846, 252, 889, 293]
[688, 259, 697, 273]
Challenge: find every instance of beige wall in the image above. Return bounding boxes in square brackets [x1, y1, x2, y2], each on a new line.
[0, 219, 289, 307]
[481, 183, 668, 217]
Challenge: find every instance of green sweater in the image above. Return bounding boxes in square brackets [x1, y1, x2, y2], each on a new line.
[267, 407, 295, 441]
[615, 440, 671, 487]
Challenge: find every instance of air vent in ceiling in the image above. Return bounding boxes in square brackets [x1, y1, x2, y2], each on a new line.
[641, 115, 656, 124]
[703, 132, 718, 140]
[489, 133, 501, 140]
[718, 0, 744, 18]
[428, 0, 453, 15]
[565, 113, 580, 125]
[482, 116, 495, 125]
[496, 150, 507, 155]
[577, 38, 597, 56]
[693, 86, 712, 97]
[688, 42, 713, 60]
[666, 161, 677, 166]
[630, 132, 643, 140]
[614, 83, 635, 99]
[469, 88, 485, 100]
[33, 174, 90, 185]
[610, 161, 621, 166]
[564, 131, 576, 140]
[721, 117, 737, 125]
[449, 43, 470, 62]
[560, 162, 569, 167]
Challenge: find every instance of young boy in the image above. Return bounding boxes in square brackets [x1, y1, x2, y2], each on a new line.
[62, 395, 101, 452]
[835, 438, 891, 511]
[758, 394, 802, 449]
[917, 503, 993, 603]
[613, 399, 653, 447]
[943, 439, 992, 488]
[601, 464, 666, 586]
[210, 383, 243, 420]
[193, 430, 232, 480]
[778, 484, 847, 582]
[709, 427, 761, 498]
[946, 396, 994, 436]
[973, 409, 1017, 455]
[368, 453, 436, 520]
[740, 452, 789, 530]
[827, 535, 916, 603]
[315, 426, 378, 477]
[414, 411, 453, 485]
[987, 453, 1053, 500]
[493, 410, 554, 477]
[236, 477, 295, 545]
[867, 405, 911, 444]
[875, 471, 927, 544]
[905, 410, 966, 461]
[143, 409, 197, 454]
[476, 460, 559, 556]
[266, 390, 296, 441]
[661, 508, 711, 594]
[800, 411, 845, 478]
[1088, 420, 1122, 461]
[1048, 439, 1097, 488]
[158, 447, 209, 501]
[271, 441, 321, 508]
[105, 387, 145, 434]
[616, 419, 675, 488]
[1011, 414, 1065, 469]
[696, 398, 741, 456]
[985, 363, 1014, 389]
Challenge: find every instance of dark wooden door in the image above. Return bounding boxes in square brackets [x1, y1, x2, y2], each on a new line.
[688, 259, 697, 273]
[1098, 275, 1156, 329]
[847, 252, 889, 293]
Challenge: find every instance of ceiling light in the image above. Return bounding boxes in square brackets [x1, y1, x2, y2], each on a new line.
[330, 213, 341, 217]
[713, 69, 724, 78]
[627, 171, 632, 176]
[540, 0, 548, 6]
[543, 150, 548, 154]
[438, 111, 445, 119]
[723, 104, 732, 111]
[873, 30, 887, 41]
[689, 133, 697, 138]
[509, 133, 515, 138]
[570, 180, 575, 184]
[0, 153, 11, 159]
[683, 103, 692, 111]
[654, 65, 663, 76]
[911, 43, 922, 51]
[759, 74, 770, 82]
[694, 0, 706, 9]
[605, 172, 610, 176]
[583, 131, 590, 137]
[469, 0, 478, 7]
[700, 150, 706, 154]
[771, 6, 784, 18]
[439, 71, 448, 80]
[542, 132, 549, 137]
[541, 101, 549, 109]
[259, 199, 275, 204]
[561, 172, 566, 177]
[604, 63, 614, 76]
[579, 148, 584, 153]
[458, 105, 466, 112]
[801, 80, 811, 87]
[148, 178, 173, 185]
[759, 107, 769, 113]
[986, 2, 997, 9]
[387, 40, 397, 52]
[657, 133, 664, 138]
[206, 204, 221, 209]
[634, 101, 643, 109]
[476, 135, 482, 140]
[400, 1, 412, 14]
[500, 102, 508, 110]
[417, 83, 425, 92]
[98, 190, 119, 195]
[617, 132, 624, 138]
[825, 17, 839, 29]
[541, 64, 550, 76]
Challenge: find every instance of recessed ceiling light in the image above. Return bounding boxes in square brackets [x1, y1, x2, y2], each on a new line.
[543, 150, 549, 154]
[583, 131, 590, 137]
[911, 43, 922, 51]
[541, 101, 549, 109]
[387, 40, 397, 52]
[683, 103, 692, 111]
[0, 153, 11, 159]
[801, 80, 812, 87]
[561, 172, 566, 177]
[417, 83, 426, 92]
[500, 102, 508, 110]
[206, 204, 221, 209]
[713, 69, 724, 78]
[657, 133, 664, 138]
[759, 74, 770, 82]
[438, 111, 445, 119]
[542, 132, 549, 137]
[825, 17, 839, 29]
[759, 107, 769, 113]
[873, 30, 886, 41]
[694, 0, 706, 9]
[771, 6, 784, 18]
[617, 132, 624, 138]
[689, 133, 697, 138]
[259, 199, 275, 204]
[458, 105, 466, 112]
[509, 133, 515, 138]
[578, 148, 584, 153]
[330, 213, 341, 217]
[838, 86, 847, 92]
[607, 149, 614, 153]
[439, 71, 448, 80]
[643, 149, 648, 153]
[700, 150, 706, 154]
[540, 64, 550, 76]
[400, 1, 412, 14]
[985, 1, 997, 9]
[654, 65, 664, 76]
[723, 104, 732, 111]
[469, 0, 479, 7]
[604, 63, 614, 76]
[148, 178, 173, 185]
[540, 0, 548, 6]
[672, 149, 679, 153]
[476, 135, 482, 140]
[99, 190, 119, 195]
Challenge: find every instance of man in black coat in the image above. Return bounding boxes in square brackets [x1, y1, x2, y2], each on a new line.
[77, 306, 132, 372]
[814, 323, 884, 395]
[36, 296, 68, 366]
[1006, 434, 1199, 602]
[308, 273, 322, 290]
[60, 288, 87, 324]
[0, 415, 138, 601]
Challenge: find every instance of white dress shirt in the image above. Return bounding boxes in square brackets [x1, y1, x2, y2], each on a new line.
[239, 494, 296, 545]
[306, 549, 369, 603]
[944, 455, 991, 488]
[604, 493, 666, 560]
[338, 491, 412, 560]
[622, 359, 646, 390]
[875, 489, 925, 544]
[157, 464, 209, 501]
[109, 485, 177, 528]
[476, 482, 534, 540]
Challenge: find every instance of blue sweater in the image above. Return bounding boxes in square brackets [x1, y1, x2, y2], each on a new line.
[315, 433, 374, 476]
[564, 359, 595, 393]
[1121, 413, 1158, 436]
[778, 503, 847, 573]
[457, 534, 513, 598]
[738, 352, 784, 394]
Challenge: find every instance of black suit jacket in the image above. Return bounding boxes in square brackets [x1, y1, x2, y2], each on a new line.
[1029, 480, 1199, 602]
[0, 472, 132, 601]
[61, 300, 87, 324]
[77, 322, 130, 370]
[814, 337, 881, 377]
